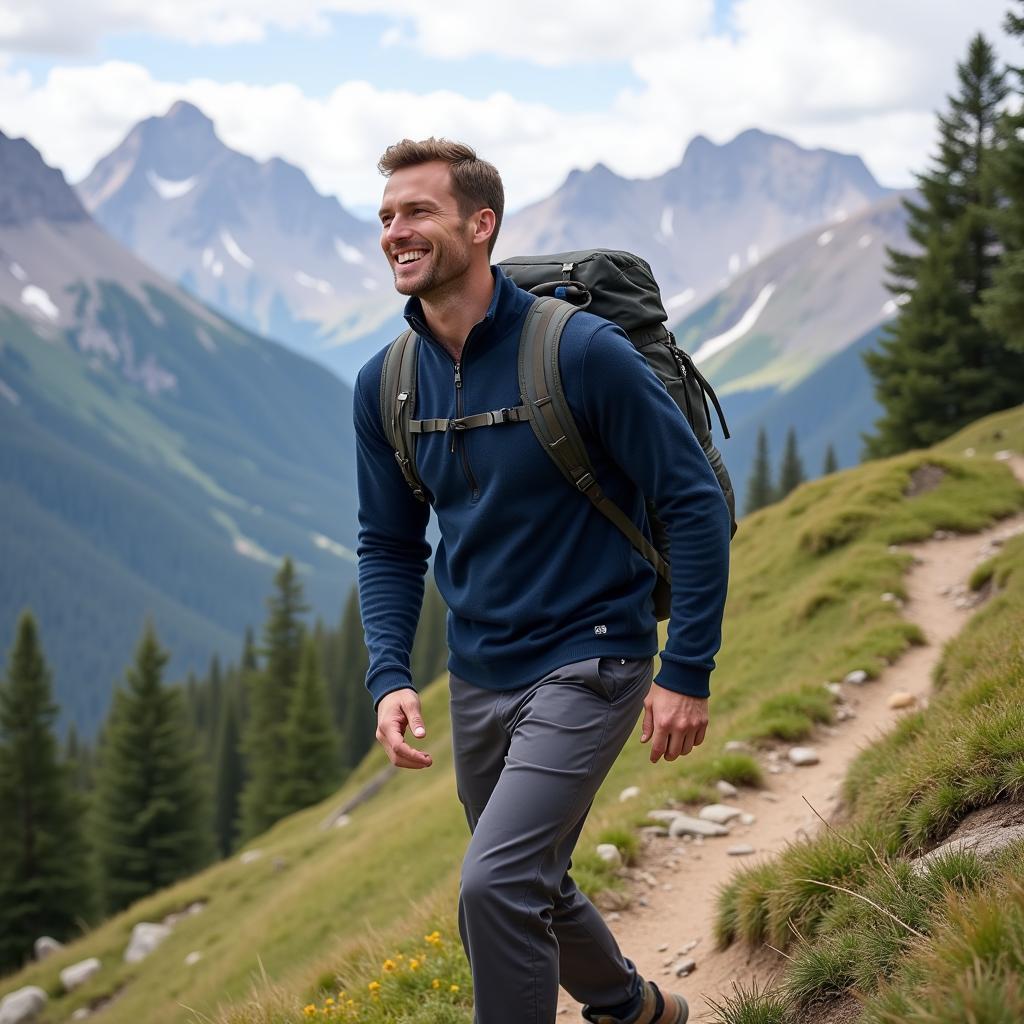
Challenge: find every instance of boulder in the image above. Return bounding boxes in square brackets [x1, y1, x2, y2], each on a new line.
[124, 922, 172, 964]
[595, 844, 623, 869]
[911, 804, 1024, 876]
[0, 986, 47, 1024]
[33, 936, 62, 961]
[60, 957, 101, 992]
[619, 786, 641, 802]
[788, 746, 820, 766]
[843, 670, 869, 686]
[698, 803, 743, 825]
[667, 815, 729, 838]
[888, 691, 917, 710]
[715, 780, 738, 798]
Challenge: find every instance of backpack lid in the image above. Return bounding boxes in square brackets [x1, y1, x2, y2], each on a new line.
[498, 249, 668, 339]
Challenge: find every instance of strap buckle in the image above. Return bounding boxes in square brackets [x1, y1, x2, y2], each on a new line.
[497, 407, 512, 424]
[575, 472, 595, 492]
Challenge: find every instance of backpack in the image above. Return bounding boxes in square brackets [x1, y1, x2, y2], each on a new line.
[379, 248, 736, 621]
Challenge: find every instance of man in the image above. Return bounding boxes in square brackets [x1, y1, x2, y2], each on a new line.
[353, 138, 730, 1024]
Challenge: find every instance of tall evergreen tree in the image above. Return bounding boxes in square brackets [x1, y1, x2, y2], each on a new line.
[822, 443, 839, 476]
[744, 427, 774, 514]
[281, 636, 338, 814]
[864, 33, 1024, 456]
[0, 612, 92, 970]
[92, 621, 212, 913]
[777, 428, 806, 498]
[978, 2, 1024, 352]
[212, 684, 244, 858]
[238, 558, 308, 840]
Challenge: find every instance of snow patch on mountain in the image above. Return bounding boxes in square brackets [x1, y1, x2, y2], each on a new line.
[746, 244, 760, 266]
[335, 238, 365, 264]
[294, 271, 334, 294]
[817, 229, 835, 246]
[9, 262, 27, 281]
[146, 170, 198, 200]
[220, 230, 254, 269]
[312, 532, 357, 563]
[665, 288, 695, 311]
[858, 233, 873, 248]
[728, 252, 741, 274]
[692, 282, 777, 364]
[0, 377, 20, 406]
[21, 285, 59, 321]
[658, 207, 674, 240]
[881, 292, 911, 316]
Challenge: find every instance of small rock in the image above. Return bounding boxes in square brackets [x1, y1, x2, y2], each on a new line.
[994, 450, 1013, 461]
[843, 670, 869, 686]
[715, 780, 739, 798]
[647, 810, 682, 824]
[677, 939, 699, 955]
[239, 849, 263, 864]
[605, 912, 621, 923]
[888, 691, 917, 710]
[124, 922, 172, 964]
[71, 1009, 91, 1021]
[619, 785, 641, 802]
[662, 883, 673, 891]
[836, 706, 856, 721]
[698, 803, 743, 825]
[759, 792, 781, 802]
[639, 825, 668, 838]
[669, 815, 729, 838]
[187, 901, 205, 915]
[0, 987, 47, 1024]
[673, 959, 697, 977]
[596, 844, 623, 869]
[33, 936, 63, 961]
[788, 746, 820, 767]
[740, 812, 756, 825]
[637, 896, 649, 907]
[887, 544, 901, 553]
[880, 592, 896, 602]
[728, 845, 756, 856]
[60, 957, 101, 993]
[963, 447, 976, 457]
[333, 814, 351, 828]
[723, 740, 752, 753]
[657, 943, 669, 952]
[184, 951, 203, 966]
[823, 682, 842, 698]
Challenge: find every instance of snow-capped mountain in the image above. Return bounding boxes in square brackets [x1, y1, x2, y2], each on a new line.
[76, 100, 399, 377]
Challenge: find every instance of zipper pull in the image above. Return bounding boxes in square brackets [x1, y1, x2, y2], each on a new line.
[451, 362, 461, 453]
[454, 362, 463, 388]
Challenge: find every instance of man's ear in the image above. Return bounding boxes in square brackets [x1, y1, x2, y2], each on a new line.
[473, 208, 496, 247]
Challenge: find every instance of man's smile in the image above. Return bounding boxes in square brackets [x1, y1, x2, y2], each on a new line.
[394, 249, 429, 265]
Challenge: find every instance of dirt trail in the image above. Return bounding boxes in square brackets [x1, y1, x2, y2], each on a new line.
[557, 455, 1024, 1022]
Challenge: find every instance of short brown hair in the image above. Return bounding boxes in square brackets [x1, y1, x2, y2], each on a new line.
[378, 137, 504, 255]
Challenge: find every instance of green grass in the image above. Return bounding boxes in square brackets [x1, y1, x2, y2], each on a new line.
[4, 409, 1022, 1024]
[709, 405, 1024, 1022]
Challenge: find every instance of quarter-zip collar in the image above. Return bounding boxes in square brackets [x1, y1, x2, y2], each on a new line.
[402, 266, 532, 361]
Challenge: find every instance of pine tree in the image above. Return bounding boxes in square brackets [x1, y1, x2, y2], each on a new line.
[977, 2, 1024, 352]
[777, 428, 806, 498]
[330, 585, 375, 773]
[864, 33, 1024, 456]
[744, 427, 774, 514]
[281, 636, 338, 813]
[238, 558, 308, 840]
[823, 444, 839, 476]
[0, 611, 92, 971]
[212, 684, 243, 858]
[92, 621, 212, 913]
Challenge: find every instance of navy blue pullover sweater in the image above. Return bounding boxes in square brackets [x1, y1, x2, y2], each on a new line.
[354, 267, 730, 710]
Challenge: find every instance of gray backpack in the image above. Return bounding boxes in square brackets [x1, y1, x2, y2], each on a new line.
[380, 248, 736, 620]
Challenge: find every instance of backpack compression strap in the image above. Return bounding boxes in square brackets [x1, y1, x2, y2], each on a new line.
[517, 296, 671, 587]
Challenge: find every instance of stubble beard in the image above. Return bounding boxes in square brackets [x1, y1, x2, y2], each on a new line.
[390, 228, 473, 302]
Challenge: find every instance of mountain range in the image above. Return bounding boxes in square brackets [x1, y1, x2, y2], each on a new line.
[0, 127, 362, 734]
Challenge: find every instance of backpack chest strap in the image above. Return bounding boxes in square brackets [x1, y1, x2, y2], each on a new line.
[410, 405, 530, 433]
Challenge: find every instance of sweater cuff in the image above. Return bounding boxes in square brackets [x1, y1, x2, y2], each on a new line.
[368, 671, 417, 713]
[653, 660, 711, 699]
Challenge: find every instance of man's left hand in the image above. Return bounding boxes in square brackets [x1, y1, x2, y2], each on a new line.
[640, 684, 708, 763]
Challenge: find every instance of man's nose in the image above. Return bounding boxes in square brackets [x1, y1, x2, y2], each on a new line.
[383, 216, 412, 243]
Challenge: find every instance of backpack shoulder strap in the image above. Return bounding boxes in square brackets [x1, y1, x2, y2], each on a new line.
[517, 296, 670, 585]
[380, 328, 429, 502]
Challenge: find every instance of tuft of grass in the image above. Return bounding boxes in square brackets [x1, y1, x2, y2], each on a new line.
[691, 752, 764, 789]
[704, 979, 793, 1024]
[786, 932, 859, 1004]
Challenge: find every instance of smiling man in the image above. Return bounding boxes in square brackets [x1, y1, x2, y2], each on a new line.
[353, 137, 730, 1024]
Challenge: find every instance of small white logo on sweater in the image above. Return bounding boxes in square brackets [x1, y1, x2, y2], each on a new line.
[594, 624, 608, 636]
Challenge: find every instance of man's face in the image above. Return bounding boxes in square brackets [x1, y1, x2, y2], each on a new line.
[378, 160, 476, 298]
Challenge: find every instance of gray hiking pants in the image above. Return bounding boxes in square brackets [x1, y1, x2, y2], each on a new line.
[449, 655, 654, 1024]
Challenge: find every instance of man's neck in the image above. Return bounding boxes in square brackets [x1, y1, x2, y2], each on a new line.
[418, 263, 495, 362]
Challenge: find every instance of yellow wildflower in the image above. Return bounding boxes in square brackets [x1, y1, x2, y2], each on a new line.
[303, 1005, 317, 1017]
[324, 997, 334, 1006]
[450, 984, 460, 993]
[382, 959, 396, 972]
[431, 979, 441, 990]
[367, 980, 381, 992]
[409, 958, 420, 971]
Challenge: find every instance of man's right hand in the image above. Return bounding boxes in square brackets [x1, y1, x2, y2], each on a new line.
[376, 688, 433, 769]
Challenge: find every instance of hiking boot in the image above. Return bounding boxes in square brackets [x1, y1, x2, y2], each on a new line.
[582, 979, 688, 1024]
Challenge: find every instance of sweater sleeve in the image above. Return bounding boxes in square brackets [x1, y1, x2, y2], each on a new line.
[353, 358, 433, 711]
[579, 323, 730, 698]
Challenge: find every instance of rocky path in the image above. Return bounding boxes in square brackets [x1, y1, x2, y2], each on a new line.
[558, 455, 1024, 1022]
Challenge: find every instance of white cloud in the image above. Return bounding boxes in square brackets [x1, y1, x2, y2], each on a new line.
[0, 1, 1018, 211]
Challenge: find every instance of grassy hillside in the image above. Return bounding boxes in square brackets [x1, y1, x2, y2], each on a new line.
[2, 410, 1022, 1024]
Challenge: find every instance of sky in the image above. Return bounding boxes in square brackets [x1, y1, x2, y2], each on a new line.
[0, 1, 1019, 216]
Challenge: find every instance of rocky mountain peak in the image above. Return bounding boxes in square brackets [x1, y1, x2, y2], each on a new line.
[0, 130, 89, 227]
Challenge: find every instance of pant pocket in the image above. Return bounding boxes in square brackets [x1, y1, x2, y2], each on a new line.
[596, 657, 653, 705]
